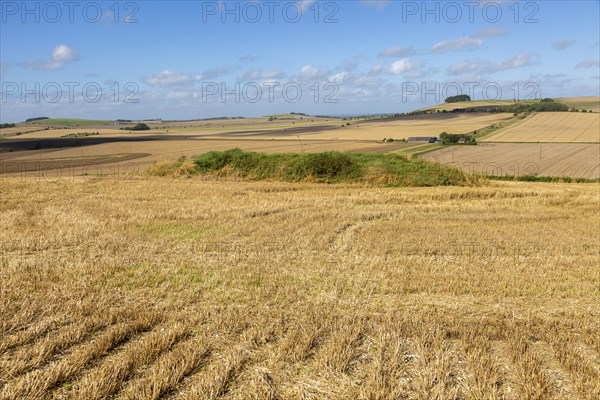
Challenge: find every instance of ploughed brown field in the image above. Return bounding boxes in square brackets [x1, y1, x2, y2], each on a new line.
[1, 177, 599, 399]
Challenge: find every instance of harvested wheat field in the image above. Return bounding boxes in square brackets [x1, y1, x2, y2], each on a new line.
[425, 143, 600, 179]
[5, 129, 127, 139]
[0, 139, 416, 179]
[0, 127, 48, 137]
[557, 97, 600, 113]
[1, 177, 599, 399]
[482, 112, 600, 143]
[271, 113, 512, 141]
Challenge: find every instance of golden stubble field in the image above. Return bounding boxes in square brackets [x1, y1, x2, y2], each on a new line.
[309, 113, 510, 141]
[557, 97, 600, 113]
[1, 177, 599, 399]
[424, 143, 600, 179]
[423, 143, 600, 179]
[482, 113, 600, 143]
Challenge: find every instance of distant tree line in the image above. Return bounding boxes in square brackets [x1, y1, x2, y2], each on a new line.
[440, 132, 477, 145]
[445, 95, 472, 103]
[0, 123, 16, 129]
[25, 117, 49, 123]
[120, 123, 150, 131]
[442, 102, 570, 114]
[498, 102, 569, 113]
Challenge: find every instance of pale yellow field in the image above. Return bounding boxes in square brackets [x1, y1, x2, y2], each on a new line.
[5, 113, 510, 142]
[8, 128, 127, 139]
[557, 96, 600, 113]
[1, 178, 598, 399]
[424, 143, 600, 179]
[482, 112, 600, 143]
[281, 113, 512, 141]
[0, 126, 47, 136]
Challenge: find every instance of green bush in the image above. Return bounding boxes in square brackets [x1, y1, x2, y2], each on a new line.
[289, 152, 361, 182]
[163, 149, 472, 186]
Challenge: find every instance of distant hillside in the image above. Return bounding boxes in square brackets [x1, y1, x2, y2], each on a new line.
[27, 118, 112, 127]
[415, 97, 599, 114]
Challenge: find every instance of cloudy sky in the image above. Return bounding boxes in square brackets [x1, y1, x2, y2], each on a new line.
[1, 0, 599, 122]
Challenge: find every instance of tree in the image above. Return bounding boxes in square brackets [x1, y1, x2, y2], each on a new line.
[126, 123, 150, 131]
[25, 117, 49, 123]
[445, 94, 471, 103]
[440, 132, 476, 145]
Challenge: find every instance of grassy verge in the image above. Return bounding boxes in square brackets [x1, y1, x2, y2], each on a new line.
[394, 143, 443, 159]
[147, 148, 475, 187]
[470, 114, 529, 141]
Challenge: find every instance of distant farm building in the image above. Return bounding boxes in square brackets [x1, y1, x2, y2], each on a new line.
[408, 137, 438, 143]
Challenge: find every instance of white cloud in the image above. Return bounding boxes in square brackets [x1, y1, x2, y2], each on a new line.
[52, 45, 78, 63]
[447, 60, 482, 75]
[239, 69, 286, 81]
[476, 0, 512, 5]
[492, 52, 536, 71]
[297, 0, 316, 10]
[20, 44, 79, 70]
[330, 71, 349, 83]
[432, 37, 483, 53]
[239, 54, 260, 63]
[553, 40, 576, 50]
[389, 59, 420, 75]
[360, 0, 391, 9]
[575, 60, 600, 69]
[202, 65, 236, 79]
[447, 52, 538, 76]
[379, 46, 416, 58]
[300, 64, 329, 80]
[474, 28, 508, 38]
[145, 70, 190, 86]
[370, 63, 384, 74]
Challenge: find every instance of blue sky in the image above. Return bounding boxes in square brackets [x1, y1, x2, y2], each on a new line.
[1, 0, 599, 122]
